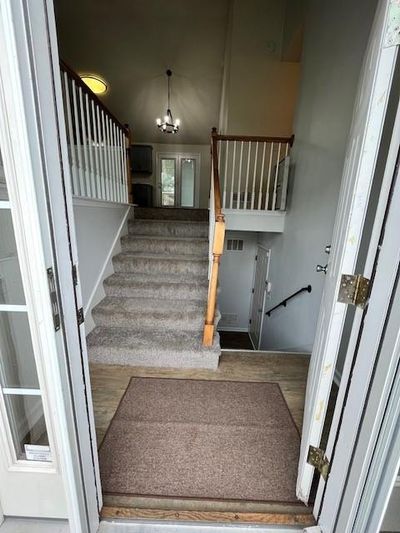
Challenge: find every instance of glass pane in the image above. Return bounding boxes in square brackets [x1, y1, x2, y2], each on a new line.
[0, 210, 25, 304]
[181, 158, 195, 207]
[0, 150, 8, 201]
[3, 394, 50, 461]
[161, 159, 175, 206]
[0, 312, 39, 388]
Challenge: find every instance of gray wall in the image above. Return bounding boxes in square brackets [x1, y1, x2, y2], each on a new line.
[218, 231, 258, 331]
[73, 201, 130, 310]
[259, 0, 377, 351]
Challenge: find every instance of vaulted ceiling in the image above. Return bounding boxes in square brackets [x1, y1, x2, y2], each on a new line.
[54, 0, 230, 144]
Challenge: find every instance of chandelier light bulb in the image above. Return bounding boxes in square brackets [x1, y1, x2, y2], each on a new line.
[156, 118, 161, 125]
[175, 119, 181, 126]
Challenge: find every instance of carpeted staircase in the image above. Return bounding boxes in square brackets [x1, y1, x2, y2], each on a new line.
[87, 207, 221, 369]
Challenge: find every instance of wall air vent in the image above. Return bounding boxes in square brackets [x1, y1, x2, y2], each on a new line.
[227, 239, 244, 251]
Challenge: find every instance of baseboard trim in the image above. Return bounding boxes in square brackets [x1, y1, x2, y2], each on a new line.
[85, 206, 131, 314]
[221, 348, 311, 356]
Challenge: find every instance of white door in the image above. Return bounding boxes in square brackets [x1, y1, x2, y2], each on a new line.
[249, 247, 270, 349]
[158, 153, 200, 207]
[0, 0, 99, 529]
[297, 0, 399, 505]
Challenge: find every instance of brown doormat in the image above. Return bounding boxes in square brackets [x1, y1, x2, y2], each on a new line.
[99, 378, 300, 503]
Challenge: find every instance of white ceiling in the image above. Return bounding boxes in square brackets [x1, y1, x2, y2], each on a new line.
[54, 0, 230, 144]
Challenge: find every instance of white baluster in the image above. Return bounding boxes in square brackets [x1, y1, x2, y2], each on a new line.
[63, 73, 79, 195]
[251, 141, 258, 210]
[265, 142, 274, 210]
[85, 93, 95, 198]
[122, 131, 129, 203]
[272, 143, 282, 210]
[258, 142, 266, 210]
[244, 141, 251, 210]
[101, 110, 109, 200]
[237, 141, 244, 209]
[114, 124, 122, 203]
[230, 141, 236, 209]
[71, 80, 85, 196]
[222, 141, 229, 209]
[91, 101, 100, 198]
[78, 87, 90, 197]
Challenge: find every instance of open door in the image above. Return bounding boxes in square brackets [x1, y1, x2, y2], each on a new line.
[0, 0, 100, 530]
[297, 0, 399, 505]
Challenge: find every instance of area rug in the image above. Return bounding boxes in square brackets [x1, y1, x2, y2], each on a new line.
[98, 378, 300, 503]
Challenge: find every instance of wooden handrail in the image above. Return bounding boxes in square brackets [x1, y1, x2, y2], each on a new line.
[213, 133, 295, 146]
[60, 60, 130, 137]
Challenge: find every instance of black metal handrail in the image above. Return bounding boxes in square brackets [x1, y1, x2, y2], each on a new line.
[265, 285, 312, 317]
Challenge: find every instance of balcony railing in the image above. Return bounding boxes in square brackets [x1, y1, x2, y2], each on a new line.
[60, 61, 130, 204]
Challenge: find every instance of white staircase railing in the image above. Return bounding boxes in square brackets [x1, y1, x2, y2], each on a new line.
[217, 133, 294, 212]
[60, 62, 130, 204]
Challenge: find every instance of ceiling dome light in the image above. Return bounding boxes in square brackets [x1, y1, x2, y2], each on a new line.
[156, 69, 180, 134]
[81, 75, 108, 95]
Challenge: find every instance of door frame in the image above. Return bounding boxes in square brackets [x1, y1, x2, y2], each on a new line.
[156, 152, 201, 208]
[0, 0, 100, 531]
[249, 245, 270, 349]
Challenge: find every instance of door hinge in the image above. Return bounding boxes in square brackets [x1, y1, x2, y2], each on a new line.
[249, 318, 252, 324]
[338, 274, 370, 309]
[307, 445, 330, 481]
[77, 307, 84, 326]
[72, 264, 78, 286]
[47, 267, 61, 331]
[255, 255, 258, 261]
[252, 288, 255, 293]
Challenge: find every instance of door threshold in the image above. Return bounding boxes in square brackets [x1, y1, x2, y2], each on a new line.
[101, 495, 314, 527]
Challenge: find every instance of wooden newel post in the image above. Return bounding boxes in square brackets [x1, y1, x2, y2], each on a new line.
[203, 219, 225, 347]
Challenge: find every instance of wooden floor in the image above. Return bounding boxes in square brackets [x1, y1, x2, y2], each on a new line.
[89, 351, 313, 526]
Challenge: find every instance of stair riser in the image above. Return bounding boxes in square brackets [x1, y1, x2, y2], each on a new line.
[104, 282, 208, 301]
[113, 257, 208, 277]
[92, 310, 203, 331]
[121, 237, 208, 256]
[88, 346, 219, 370]
[129, 221, 208, 238]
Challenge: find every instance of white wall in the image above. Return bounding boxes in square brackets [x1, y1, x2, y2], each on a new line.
[220, 0, 301, 137]
[259, 0, 377, 352]
[218, 231, 258, 331]
[72, 199, 131, 333]
[132, 143, 211, 208]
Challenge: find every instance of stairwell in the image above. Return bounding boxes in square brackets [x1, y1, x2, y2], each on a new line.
[87, 207, 221, 369]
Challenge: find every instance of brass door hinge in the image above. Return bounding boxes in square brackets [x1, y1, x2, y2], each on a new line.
[47, 267, 61, 331]
[307, 445, 330, 481]
[77, 307, 84, 326]
[338, 274, 370, 309]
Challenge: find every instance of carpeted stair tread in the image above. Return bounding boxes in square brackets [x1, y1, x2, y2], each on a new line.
[129, 219, 208, 238]
[92, 296, 205, 331]
[121, 235, 208, 256]
[104, 273, 209, 300]
[87, 327, 220, 369]
[113, 252, 208, 277]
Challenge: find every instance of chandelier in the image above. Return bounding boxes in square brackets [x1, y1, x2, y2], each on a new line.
[156, 69, 180, 134]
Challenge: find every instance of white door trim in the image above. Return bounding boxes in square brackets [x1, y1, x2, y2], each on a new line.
[249, 245, 270, 349]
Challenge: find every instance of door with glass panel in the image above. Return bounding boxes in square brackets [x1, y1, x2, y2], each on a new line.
[158, 154, 199, 207]
[0, 129, 67, 517]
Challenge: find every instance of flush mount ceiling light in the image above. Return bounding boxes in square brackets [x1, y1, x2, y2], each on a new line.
[156, 69, 180, 134]
[81, 75, 108, 95]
